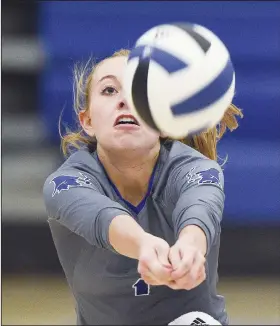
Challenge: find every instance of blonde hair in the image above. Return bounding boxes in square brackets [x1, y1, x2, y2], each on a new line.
[61, 49, 243, 161]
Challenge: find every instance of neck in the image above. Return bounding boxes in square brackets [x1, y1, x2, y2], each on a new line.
[97, 143, 160, 206]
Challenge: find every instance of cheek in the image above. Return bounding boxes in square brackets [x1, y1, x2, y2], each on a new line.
[89, 107, 108, 130]
[142, 123, 160, 138]
[90, 98, 115, 130]
[91, 111, 103, 128]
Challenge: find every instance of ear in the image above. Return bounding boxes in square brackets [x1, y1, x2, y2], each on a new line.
[79, 109, 95, 137]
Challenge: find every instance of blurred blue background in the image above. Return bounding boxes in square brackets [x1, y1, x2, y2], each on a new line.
[38, 1, 280, 224]
[2, 1, 280, 325]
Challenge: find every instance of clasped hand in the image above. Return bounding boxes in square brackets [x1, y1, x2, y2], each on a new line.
[137, 233, 206, 291]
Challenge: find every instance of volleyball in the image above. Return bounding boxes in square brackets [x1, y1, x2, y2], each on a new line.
[123, 22, 235, 138]
[168, 311, 222, 325]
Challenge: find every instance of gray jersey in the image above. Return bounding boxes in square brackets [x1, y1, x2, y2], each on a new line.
[43, 140, 228, 325]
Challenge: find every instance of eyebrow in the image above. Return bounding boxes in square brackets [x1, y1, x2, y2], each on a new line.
[97, 75, 117, 84]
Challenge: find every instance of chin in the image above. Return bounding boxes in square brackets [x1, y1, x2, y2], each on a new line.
[116, 140, 142, 151]
[113, 137, 155, 153]
[100, 133, 160, 154]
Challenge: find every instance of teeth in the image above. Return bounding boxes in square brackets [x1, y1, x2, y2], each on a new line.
[117, 117, 137, 124]
[119, 118, 135, 123]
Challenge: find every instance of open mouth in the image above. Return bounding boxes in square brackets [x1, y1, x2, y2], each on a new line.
[114, 115, 140, 126]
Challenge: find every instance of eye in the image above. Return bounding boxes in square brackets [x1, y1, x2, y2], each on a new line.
[101, 86, 118, 96]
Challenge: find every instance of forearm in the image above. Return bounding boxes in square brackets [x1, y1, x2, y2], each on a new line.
[108, 214, 147, 259]
[178, 225, 207, 256]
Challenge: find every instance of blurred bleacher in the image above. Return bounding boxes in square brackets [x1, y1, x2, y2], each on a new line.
[2, 1, 280, 275]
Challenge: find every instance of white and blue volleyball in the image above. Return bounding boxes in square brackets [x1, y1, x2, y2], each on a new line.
[123, 23, 235, 138]
[168, 311, 222, 325]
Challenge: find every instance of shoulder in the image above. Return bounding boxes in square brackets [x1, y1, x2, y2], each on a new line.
[163, 140, 221, 170]
[165, 140, 209, 160]
[161, 140, 224, 189]
[49, 149, 102, 179]
[63, 149, 101, 172]
[43, 149, 105, 197]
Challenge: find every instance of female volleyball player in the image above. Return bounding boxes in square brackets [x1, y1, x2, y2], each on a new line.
[43, 49, 242, 325]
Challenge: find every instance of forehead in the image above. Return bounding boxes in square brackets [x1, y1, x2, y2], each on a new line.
[93, 56, 128, 83]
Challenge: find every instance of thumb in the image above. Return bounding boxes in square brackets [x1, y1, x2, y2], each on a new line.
[169, 245, 182, 270]
[156, 243, 172, 269]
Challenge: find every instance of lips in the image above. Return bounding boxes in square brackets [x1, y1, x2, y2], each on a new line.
[114, 114, 140, 126]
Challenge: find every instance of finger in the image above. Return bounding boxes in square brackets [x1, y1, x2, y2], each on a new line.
[171, 253, 194, 280]
[166, 280, 181, 290]
[138, 259, 149, 275]
[149, 261, 172, 283]
[190, 254, 205, 281]
[138, 256, 162, 283]
[181, 267, 206, 291]
[172, 264, 205, 290]
[175, 254, 205, 285]
[141, 274, 160, 286]
[142, 271, 177, 288]
[140, 263, 163, 284]
[139, 256, 172, 284]
[184, 269, 206, 290]
[156, 245, 172, 269]
[143, 275, 180, 289]
[138, 250, 159, 273]
[193, 264, 205, 282]
[168, 246, 182, 270]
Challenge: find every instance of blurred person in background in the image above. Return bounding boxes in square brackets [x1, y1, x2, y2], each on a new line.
[43, 49, 242, 325]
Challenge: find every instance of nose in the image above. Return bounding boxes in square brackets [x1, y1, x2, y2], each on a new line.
[118, 101, 126, 109]
[117, 94, 129, 111]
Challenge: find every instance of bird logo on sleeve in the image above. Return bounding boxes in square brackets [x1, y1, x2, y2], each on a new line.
[186, 167, 222, 189]
[50, 173, 93, 197]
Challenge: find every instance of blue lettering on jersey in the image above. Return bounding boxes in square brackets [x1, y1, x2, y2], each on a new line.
[186, 167, 222, 189]
[132, 278, 150, 296]
[50, 173, 93, 197]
